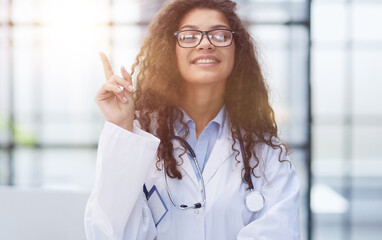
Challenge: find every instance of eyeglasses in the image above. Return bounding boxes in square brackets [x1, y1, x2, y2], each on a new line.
[174, 29, 235, 48]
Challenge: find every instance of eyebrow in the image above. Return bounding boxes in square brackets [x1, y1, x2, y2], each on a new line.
[179, 24, 231, 30]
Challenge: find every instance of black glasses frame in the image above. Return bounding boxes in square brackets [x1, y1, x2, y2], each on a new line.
[174, 29, 235, 48]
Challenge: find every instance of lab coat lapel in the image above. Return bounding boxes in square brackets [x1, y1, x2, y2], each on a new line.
[171, 138, 199, 187]
[202, 117, 235, 186]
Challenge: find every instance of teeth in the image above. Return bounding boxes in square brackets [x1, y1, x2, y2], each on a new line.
[195, 59, 216, 64]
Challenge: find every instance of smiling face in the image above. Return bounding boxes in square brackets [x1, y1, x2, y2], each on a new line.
[175, 8, 235, 88]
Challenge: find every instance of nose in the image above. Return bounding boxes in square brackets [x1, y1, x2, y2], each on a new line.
[198, 35, 214, 50]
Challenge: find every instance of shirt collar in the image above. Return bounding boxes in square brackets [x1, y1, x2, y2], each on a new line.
[174, 105, 226, 137]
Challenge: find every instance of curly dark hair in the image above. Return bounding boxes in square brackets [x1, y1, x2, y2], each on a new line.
[131, 0, 287, 189]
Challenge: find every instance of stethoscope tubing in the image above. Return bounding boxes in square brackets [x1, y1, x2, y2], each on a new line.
[163, 136, 206, 210]
[163, 130, 263, 211]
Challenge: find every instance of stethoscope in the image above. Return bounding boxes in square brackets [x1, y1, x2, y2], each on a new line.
[162, 131, 265, 212]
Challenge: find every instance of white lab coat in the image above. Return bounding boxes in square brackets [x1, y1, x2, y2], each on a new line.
[85, 118, 300, 240]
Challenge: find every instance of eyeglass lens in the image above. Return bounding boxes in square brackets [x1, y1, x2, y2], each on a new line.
[177, 30, 233, 47]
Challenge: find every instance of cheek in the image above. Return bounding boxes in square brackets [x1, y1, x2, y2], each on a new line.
[175, 47, 180, 67]
[226, 47, 236, 72]
[175, 47, 187, 69]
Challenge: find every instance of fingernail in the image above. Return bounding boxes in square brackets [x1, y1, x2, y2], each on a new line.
[128, 85, 134, 92]
[122, 96, 127, 102]
[119, 85, 124, 91]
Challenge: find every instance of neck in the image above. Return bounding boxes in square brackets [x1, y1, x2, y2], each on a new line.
[181, 83, 225, 138]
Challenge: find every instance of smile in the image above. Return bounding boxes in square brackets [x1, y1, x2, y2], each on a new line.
[192, 55, 221, 65]
[195, 59, 218, 64]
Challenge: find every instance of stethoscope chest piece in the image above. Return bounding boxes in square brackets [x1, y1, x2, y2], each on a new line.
[245, 190, 265, 212]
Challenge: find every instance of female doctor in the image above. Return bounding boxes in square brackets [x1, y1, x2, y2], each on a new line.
[85, 0, 300, 239]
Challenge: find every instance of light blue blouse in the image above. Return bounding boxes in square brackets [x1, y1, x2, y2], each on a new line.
[174, 106, 226, 178]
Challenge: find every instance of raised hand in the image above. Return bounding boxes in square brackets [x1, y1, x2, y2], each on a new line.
[95, 52, 135, 131]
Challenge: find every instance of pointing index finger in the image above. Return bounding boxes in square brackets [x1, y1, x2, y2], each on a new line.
[99, 52, 114, 80]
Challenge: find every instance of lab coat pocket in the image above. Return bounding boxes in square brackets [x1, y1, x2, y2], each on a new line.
[145, 184, 168, 227]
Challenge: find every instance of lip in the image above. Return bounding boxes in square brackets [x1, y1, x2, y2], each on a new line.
[191, 54, 220, 64]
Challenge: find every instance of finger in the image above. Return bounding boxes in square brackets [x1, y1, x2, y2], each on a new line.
[120, 65, 134, 92]
[110, 74, 132, 92]
[99, 52, 114, 80]
[100, 82, 129, 103]
[120, 65, 132, 84]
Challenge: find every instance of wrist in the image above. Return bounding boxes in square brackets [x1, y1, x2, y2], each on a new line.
[108, 117, 134, 132]
[119, 118, 134, 132]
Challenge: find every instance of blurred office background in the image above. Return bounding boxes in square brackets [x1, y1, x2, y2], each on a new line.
[0, 0, 381, 239]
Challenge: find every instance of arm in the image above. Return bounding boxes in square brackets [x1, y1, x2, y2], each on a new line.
[84, 121, 160, 240]
[237, 145, 301, 240]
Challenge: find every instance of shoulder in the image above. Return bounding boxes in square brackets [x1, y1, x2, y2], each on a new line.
[134, 111, 159, 136]
[253, 136, 293, 180]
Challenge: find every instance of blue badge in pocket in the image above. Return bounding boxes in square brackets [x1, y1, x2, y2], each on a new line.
[144, 184, 168, 226]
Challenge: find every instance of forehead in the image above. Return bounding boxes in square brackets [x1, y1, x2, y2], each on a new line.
[178, 8, 230, 30]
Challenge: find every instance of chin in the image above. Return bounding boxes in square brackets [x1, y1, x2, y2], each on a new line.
[180, 66, 231, 85]
[185, 75, 226, 85]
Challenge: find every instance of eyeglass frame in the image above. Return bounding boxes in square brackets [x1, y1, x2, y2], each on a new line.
[174, 29, 235, 48]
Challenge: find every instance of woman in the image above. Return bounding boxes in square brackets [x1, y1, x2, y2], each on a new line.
[85, 0, 300, 239]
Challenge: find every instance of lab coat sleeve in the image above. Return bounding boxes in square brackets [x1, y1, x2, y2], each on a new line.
[237, 145, 301, 240]
[84, 121, 160, 240]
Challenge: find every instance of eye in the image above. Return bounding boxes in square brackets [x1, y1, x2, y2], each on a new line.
[213, 34, 226, 42]
[179, 32, 201, 43]
[211, 31, 231, 42]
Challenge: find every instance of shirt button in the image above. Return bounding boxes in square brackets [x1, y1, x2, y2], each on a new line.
[194, 209, 199, 214]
